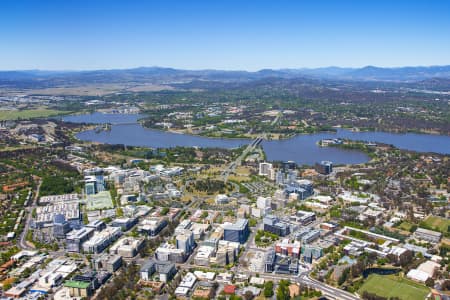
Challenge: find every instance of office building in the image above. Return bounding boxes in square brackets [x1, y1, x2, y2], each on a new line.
[156, 243, 186, 263]
[414, 228, 442, 243]
[257, 196, 271, 210]
[175, 219, 192, 235]
[215, 194, 229, 204]
[85, 176, 98, 195]
[301, 245, 323, 263]
[194, 246, 215, 266]
[275, 239, 301, 258]
[275, 170, 285, 185]
[301, 230, 320, 244]
[111, 217, 138, 231]
[179, 272, 197, 289]
[66, 227, 95, 252]
[263, 215, 290, 236]
[53, 214, 71, 239]
[259, 162, 273, 176]
[109, 237, 145, 258]
[34, 202, 81, 228]
[140, 260, 156, 281]
[282, 161, 297, 171]
[83, 226, 122, 254]
[265, 250, 276, 272]
[294, 210, 316, 225]
[285, 179, 314, 200]
[86, 220, 107, 232]
[315, 161, 333, 175]
[176, 229, 195, 255]
[93, 254, 123, 273]
[223, 219, 250, 244]
[65, 280, 93, 298]
[72, 271, 100, 290]
[155, 261, 177, 283]
[138, 217, 168, 236]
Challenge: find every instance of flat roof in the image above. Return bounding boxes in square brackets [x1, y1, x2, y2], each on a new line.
[415, 227, 442, 237]
[64, 280, 91, 289]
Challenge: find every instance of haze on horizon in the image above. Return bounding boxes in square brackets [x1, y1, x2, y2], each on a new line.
[1, 0, 449, 71]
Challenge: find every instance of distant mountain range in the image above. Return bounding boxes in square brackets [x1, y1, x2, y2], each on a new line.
[1, 65, 450, 88]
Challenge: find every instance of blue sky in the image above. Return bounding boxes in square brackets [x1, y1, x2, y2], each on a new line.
[1, 0, 449, 70]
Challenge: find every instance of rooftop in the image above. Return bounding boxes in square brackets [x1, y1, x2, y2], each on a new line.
[64, 280, 91, 289]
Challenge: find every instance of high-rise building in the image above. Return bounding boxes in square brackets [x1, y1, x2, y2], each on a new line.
[275, 170, 285, 185]
[256, 196, 271, 210]
[53, 214, 71, 239]
[259, 162, 273, 176]
[315, 161, 333, 175]
[223, 219, 250, 244]
[85, 176, 98, 195]
[285, 179, 314, 200]
[176, 229, 195, 255]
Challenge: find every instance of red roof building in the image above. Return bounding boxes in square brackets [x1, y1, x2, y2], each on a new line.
[223, 284, 236, 294]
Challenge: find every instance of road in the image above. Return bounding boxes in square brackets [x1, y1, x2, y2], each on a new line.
[258, 272, 359, 300]
[18, 180, 41, 250]
[221, 112, 282, 182]
[176, 258, 359, 300]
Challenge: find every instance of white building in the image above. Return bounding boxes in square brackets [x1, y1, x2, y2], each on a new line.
[259, 162, 273, 176]
[215, 194, 229, 205]
[256, 196, 271, 210]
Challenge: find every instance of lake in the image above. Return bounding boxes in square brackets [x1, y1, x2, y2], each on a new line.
[63, 112, 450, 165]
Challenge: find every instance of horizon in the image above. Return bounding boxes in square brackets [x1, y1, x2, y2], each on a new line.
[1, 0, 450, 70]
[2, 64, 450, 73]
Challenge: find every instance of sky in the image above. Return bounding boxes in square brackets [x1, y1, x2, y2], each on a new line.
[1, 0, 449, 71]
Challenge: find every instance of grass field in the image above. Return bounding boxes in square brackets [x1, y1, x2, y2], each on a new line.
[358, 274, 429, 300]
[86, 191, 114, 210]
[397, 221, 414, 232]
[422, 216, 450, 233]
[0, 109, 69, 120]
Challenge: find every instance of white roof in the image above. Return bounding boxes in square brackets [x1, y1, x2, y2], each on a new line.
[250, 276, 265, 285]
[179, 272, 197, 288]
[417, 260, 440, 277]
[194, 271, 216, 280]
[407, 269, 429, 282]
[175, 287, 190, 295]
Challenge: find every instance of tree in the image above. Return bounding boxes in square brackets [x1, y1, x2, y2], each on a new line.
[338, 267, 350, 285]
[276, 279, 290, 300]
[264, 281, 274, 297]
[243, 291, 254, 300]
[425, 277, 435, 287]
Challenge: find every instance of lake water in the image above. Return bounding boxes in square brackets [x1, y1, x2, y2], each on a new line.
[63, 112, 450, 165]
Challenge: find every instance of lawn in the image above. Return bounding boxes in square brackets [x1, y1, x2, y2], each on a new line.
[0, 109, 70, 120]
[358, 274, 429, 300]
[397, 221, 414, 232]
[422, 216, 450, 233]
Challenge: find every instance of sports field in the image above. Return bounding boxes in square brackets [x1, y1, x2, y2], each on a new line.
[0, 109, 69, 120]
[86, 191, 114, 210]
[422, 216, 450, 233]
[358, 274, 429, 300]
